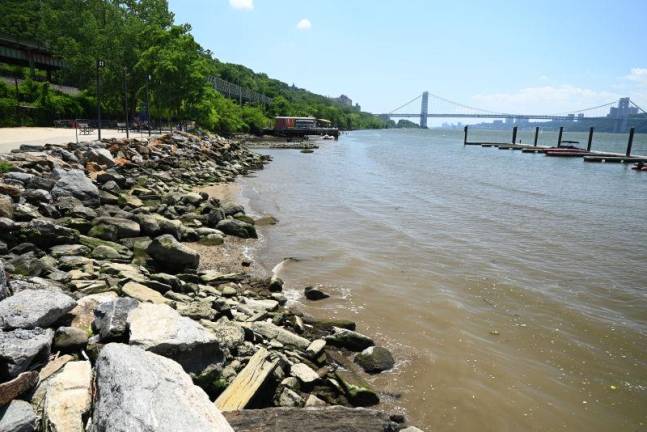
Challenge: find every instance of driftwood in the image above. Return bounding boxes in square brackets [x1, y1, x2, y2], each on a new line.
[0, 371, 38, 405]
[215, 347, 278, 411]
[223, 406, 400, 432]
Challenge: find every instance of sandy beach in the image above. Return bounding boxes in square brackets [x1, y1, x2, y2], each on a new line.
[0, 127, 156, 153]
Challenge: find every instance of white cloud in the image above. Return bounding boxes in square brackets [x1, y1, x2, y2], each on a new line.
[229, 0, 253, 11]
[625, 68, 647, 86]
[472, 85, 620, 115]
[296, 18, 312, 31]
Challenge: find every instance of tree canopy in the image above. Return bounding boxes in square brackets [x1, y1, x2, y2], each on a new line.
[0, 0, 391, 132]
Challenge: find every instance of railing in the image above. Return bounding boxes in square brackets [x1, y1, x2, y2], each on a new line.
[207, 76, 272, 105]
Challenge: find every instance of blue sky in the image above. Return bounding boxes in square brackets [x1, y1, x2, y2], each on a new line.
[169, 0, 647, 120]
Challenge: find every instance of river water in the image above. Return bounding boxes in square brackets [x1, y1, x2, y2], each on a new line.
[237, 129, 647, 432]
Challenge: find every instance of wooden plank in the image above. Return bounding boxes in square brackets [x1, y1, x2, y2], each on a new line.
[223, 406, 399, 432]
[215, 347, 278, 412]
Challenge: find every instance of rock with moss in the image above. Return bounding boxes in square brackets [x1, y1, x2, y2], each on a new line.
[147, 234, 199, 272]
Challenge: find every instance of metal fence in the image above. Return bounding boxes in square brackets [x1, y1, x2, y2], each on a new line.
[207, 76, 272, 105]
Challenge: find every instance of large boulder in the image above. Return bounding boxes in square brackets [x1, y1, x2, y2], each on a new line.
[16, 219, 79, 248]
[0, 328, 53, 380]
[147, 234, 199, 272]
[43, 361, 92, 432]
[354, 346, 395, 373]
[93, 297, 139, 341]
[127, 303, 224, 375]
[0, 289, 76, 330]
[93, 343, 234, 432]
[216, 219, 257, 239]
[0, 400, 37, 432]
[51, 168, 100, 207]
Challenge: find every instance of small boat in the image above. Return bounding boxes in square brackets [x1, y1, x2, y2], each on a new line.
[632, 162, 647, 171]
[322, 134, 334, 140]
[300, 149, 314, 154]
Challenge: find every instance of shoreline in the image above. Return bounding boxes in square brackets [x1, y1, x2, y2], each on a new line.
[0, 130, 422, 431]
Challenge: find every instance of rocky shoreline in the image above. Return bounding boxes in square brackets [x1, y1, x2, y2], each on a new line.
[0, 131, 422, 431]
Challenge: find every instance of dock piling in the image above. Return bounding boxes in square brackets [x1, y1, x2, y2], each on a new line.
[533, 127, 539, 146]
[587, 127, 594, 152]
[512, 126, 518, 145]
[464, 125, 468, 145]
[557, 126, 564, 148]
[626, 127, 635, 157]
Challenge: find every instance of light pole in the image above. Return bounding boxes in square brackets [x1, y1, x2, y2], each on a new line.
[123, 66, 129, 139]
[146, 74, 151, 137]
[96, 59, 105, 140]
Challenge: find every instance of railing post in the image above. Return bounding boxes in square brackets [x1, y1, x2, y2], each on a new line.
[587, 127, 594, 152]
[626, 127, 635, 157]
[557, 126, 563, 148]
[463, 125, 468, 145]
[511, 126, 518, 144]
[533, 126, 539, 146]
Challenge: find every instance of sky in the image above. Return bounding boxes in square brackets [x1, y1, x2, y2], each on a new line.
[168, 0, 647, 121]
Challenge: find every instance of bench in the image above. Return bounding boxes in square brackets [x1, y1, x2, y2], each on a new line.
[117, 122, 128, 132]
[79, 123, 94, 135]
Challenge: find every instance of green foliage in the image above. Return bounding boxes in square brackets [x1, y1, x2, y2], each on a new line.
[0, 161, 13, 173]
[0, 0, 388, 133]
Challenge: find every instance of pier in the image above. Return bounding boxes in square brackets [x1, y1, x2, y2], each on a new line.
[463, 125, 647, 166]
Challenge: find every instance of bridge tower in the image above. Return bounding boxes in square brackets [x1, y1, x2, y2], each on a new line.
[420, 91, 429, 129]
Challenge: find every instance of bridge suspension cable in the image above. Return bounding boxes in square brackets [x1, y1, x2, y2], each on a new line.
[546, 101, 617, 116]
[388, 94, 423, 114]
[630, 99, 647, 114]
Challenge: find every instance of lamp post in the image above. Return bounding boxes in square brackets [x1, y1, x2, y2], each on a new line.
[123, 66, 129, 139]
[96, 59, 105, 140]
[146, 74, 151, 137]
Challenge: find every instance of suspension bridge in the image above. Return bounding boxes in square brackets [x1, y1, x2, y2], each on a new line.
[380, 91, 645, 130]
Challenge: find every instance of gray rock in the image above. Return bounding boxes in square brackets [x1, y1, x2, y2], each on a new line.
[304, 285, 330, 301]
[0, 400, 37, 432]
[147, 234, 199, 272]
[0, 194, 14, 219]
[93, 297, 139, 341]
[91, 216, 140, 239]
[51, 168, 100, 207]
[93, 343, 234, 432]
[83, 148, 115, 167]
[91, 244, 123, 260]
[23, 189, 52, 205]
[0, 261, 11, 300]
[325, 327, 375, 352]
[49, 244, 90, 258]
[277, 387, 304, 408]
[354, 346, 395, 373]
[290, 363, 319, 385]
[199, 320, 245, 350]
[53, 326, 89, 351]
[16, 219, 79, 248]
[0, 328, 53, 380]
[216, 219, 257, 239]
[127, 303, 224, 374]
[0, 289, 76, 330]
[8, 254, 46, 277]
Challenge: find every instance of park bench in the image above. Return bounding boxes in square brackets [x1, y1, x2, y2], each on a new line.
[117, 122, 128, 132]
[79, 123, 93, 135]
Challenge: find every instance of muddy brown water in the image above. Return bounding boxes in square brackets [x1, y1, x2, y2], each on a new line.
[211, 129, 647, 432]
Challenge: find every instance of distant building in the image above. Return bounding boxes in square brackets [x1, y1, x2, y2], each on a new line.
[331, 94, 353, 107]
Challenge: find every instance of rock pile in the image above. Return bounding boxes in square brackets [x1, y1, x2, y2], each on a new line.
[0, 131, 414, 431]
